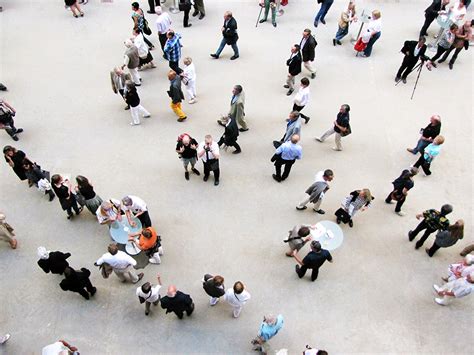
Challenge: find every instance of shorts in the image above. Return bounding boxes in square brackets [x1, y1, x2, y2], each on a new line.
[182, 157, 197, 168]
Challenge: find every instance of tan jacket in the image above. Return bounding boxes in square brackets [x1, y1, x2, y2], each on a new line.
[338, 8, 356, 29]
[228, 92, 245, 122]
[110, 71, 131, 94]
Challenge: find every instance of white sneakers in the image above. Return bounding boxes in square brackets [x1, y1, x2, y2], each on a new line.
[188, 98, 198, 104]
[210, 297, 219, 306]
[0, 334, 10, 344]
[433, 284, 441, 293]
[434, 297, 447, 306]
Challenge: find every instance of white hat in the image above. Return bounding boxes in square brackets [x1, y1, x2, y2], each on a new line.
[465, 254, 474, 265]
[37, 246, 50, 260]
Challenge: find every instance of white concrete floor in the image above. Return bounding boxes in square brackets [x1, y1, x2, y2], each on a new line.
[0, 0, 472, 354]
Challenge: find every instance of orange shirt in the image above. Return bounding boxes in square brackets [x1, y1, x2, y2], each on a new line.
[138, 227, 157, 250]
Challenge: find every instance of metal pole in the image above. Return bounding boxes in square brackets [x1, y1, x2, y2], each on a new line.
[169, 0, 180, 14]
[256, 6, 263, 27]
[410, 62, 424, 100]
[276, 0, 284, 17]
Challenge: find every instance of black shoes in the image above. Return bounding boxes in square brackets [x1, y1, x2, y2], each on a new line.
[230, 55, 239, 60]
[272, 174, 281, 182]
[184, 24, 192, 28]
[191, 168, 200, 175]
[333, 39, 336, 46]
[192, 10, 199, 17]
[199, 14, 205, 20]
[239, 128, 249, 132]
[210, 53, 219, 59]
[177, 116, 187, 122]
[214, 180, 219, 186]
[314, 209, 325, 215]
[286, 89, 294, 96]
[348, 220, 353, 228]
[185, 171, 190, 180]
[232, 149, 241, 154]
[203, 176, 209, 182]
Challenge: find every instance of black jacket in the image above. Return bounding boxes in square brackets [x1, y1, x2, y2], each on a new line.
[300, 35, 317, 62]
[401, 41, 429, 64]
[161, 291, 193, 313]
[202, 274, 226, 298]
[125, 88, 140, 107]
[221, 117, 239, 145]
[222, 17, 239, 45]
[425, 0, 446, 17]
[38, 251, 71, 275]
[60, 268, 92, 292]
[287, 52, 302, 76]
[168, 77, 185, 104]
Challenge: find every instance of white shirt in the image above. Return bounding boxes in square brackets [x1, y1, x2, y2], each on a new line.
[156, 13, 172, 34]
[294, 86, 310, 107]
[96, 251, 137, 269]
[445, 278, 474, 298]
[224, 288, 251, 307]
[314, 170, 325, 183]
[42, 342, 70, 355]
[122, 195, 148, 214]
[96, 198, 121, 224]
[198, 141, 220, 162]
[183, 63, 196, 82]
[136, 284, 161, 303]
[449, 2, 466, 23]
[133, 33, 149, 58]
[367, 18, 382, 33]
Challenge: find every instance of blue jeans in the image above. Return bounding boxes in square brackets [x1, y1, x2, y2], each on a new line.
[363, 31, 381, 57]
[411, 139, 430, 154]
[314, 0, 334, 24]
[335, 26, 348, 41]
[215, 38, 239, 57]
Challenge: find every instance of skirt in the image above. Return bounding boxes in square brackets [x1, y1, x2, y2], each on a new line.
[84, 195, 103, 215]
[139, 52, 154, 67]
[65, 0, 76, 6]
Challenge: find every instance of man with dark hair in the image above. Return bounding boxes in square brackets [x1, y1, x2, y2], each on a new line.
[59, 266, 97, 300]
[315, 104, 351, 151]
[218, 85, 247, 132]
[210, 11, 239, 60]
[95, 243, 144, 283]
[408, 204, 452, 249]
[202, 274, 225, 305]
[395, 37, 428, 83]
[292, 240, 333, 281]
[385, 167, 418, 216]
[272, 134, 302, 182]
[284, 224, 314, 256]
[296, 169, 334, 214]
[160, 285, 195, 319]
[420, 0, 450, 36]
[164, 31, 183, 74]
[167, 70, 187, 122]
[300, 29, 317, 78]
[273, 111, 302, 149]
[292, 77, 311, 124]
[285, 44, 302, 96]
[136, 274, 162, 315]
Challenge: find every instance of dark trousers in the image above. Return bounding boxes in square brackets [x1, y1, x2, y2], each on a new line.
[2, 116, 19, 138]
[314, 0, 334, 22]
[203, 161, 220, 182]
[158, 33, 168, 52]
[169, 61, 183, 75]
[174, 302, 195, 319]
[292, 103, 309, 120]
[73, 279, 95, 299]
[148, 0, 159, 12]
[420, 14, 436, 36]
[431, 45, 449, 62]
[440, 46, 463, 65]
[385, 191, 406, 213]
[413, 155, 432, 175]
[64, 196, 81, 217]
[217, 137, 241, 152]
[138, 211, 152, 228]
[363, 31, 381, 57]
[183, 7, 191, 26]
[411, 220, 437, 248]
[427, 242, 442, 256]
[396, 58, 417, 79]
[297, 265, 320, 281]
[274, 158, 295, 180]
[193, 0, 205, 15]
[143, 35, 154, 49]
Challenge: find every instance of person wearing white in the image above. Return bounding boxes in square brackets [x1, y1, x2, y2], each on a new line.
[362, 10, 382, 57]
[136, 274, 162, 315]
[121, 195, 152, 228]
[197, 135, 221, 186]
[123, 39, 141, 85]
[132, 29, 156, 70]
[95, 243, 143, 283]
[223, 281, 251, 318]
[433, 271, 474, 305]
[182, 57, 197, 104]
[96, 199, 122, 225]
[292, 77, 311, 124]
[42, 340, 78, 355]
[155, 7, 172, 52]
[443, 254, 474, 282]
[446, 1, 467, 24]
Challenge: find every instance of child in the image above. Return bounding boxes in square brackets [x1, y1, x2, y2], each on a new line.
[182, 57, 197, 104]
[333, 1, 357, 46]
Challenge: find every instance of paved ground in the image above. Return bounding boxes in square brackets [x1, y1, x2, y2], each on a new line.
[0, 0, 472, 354]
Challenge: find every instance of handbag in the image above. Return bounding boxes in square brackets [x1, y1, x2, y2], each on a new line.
[340, 124, 352, 137]
[208, 158, 219, 171]
[143, 18, 152, 35]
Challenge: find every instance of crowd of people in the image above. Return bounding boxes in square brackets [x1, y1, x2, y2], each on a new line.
[1, 0, 473, 353]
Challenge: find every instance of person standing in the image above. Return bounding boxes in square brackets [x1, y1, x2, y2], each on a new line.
[296, 169, 333, 214]
[442, 254, 474, 282]
[95, 243, 144, 283]
[64, 0, 84, 18]
[160, 285, 195, 319]
[37, 247, 71, 275]
[315, 104, 351, 151]
[420, 0, 450, 36]
[273, 111, 302, 149]
[293, 240, 333, 281]
[164, 31, 183, 74]
[272, 134, 302, 182]
[314, 0, 334, 27]
[217, 85, 248, 132]
[124, 80, 151, 126]
[429, 24, 458, 66]
[385, 167, 418, 216]
[51, 174, 82, 220]
[178, 0, 192, 28]
[197, 135, 220, 186]
[3, 145, 28, 180]
[251, 315, 284, 354]
[218, 114, 241, 154]
[0, 213, 18, 249]
[407, 115, 441, 155]
[22, 160, 55, 201]
[433, 271, 474, 306]
[192, 0, 205, 19]
[122, 39, 141, 86]
[147, 0, 159, 14]
[59, 266, 96, 300]
[96, 200, 123, 226]
[110, 67, 131, 110]
[333, 1, 357, 46]
[284, 44, 302, 96]
[202, 274, 225, 306]
[128, 226, 163, 264]
[121, 195, 152, 227]
[181, 57, 197, 104]
[395, 37, 428, 83]
[259, 0, 277, 28]
[412, 135, 445, 176]
[131, 2, 154, 49]
[155, 7, 172, 53]
[335, 189, 373, 227]
[136, 274, 162, 315]
[210, 11, 239, 60]
[176, 133, 200, 180]
[408, 204, 452, 249]
[75, 176, 103, 215]
[438, 20, 472, 69]
[223, 281, 251, 318]
[300, 29, 318, 78]
[292, 78, 311, 124]
[283, 224, 314, 257]
[167, 70, 187, 122]
[426, 220, 464, 257]
[0, 100, 23, 141]
[362, 10, 382, 57]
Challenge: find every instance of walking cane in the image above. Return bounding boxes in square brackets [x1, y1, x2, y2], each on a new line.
[256, 5, 263, 27]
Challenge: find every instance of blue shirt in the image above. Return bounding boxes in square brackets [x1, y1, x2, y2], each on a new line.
[164, 34, 182, 62]
[423, 143, 441, 162]
[259, 315, 284, 341]
[276, 141, 302, 161]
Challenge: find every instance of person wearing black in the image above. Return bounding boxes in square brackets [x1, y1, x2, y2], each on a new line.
[3, 145, 28, 181]
[385, 167, 418, 216]
[408, 204, 452, 249]
[160, 285, 195, 319]
[426, 220, 464, 257]
[395, 37, 428, 84]
[192, 0, 205, 19]
[51, 174, 82, 220]
[60, 266, 97, 300]
[37, 247, 71, 275]
[0, 99, 23, 141]
[75, 175, 103, 214]
[300, 29, 317, 79]
[210, 11, 239, 60]
[315, 104, 351, 151]
[147, 0, 159, 14]
[407, 115, 441, 155]
[176, 133, 200, 180]
[197, 135, 220, 186]
[292, 241, 333, 282]
[125, 80, 151, 126]
[218, 115, 241, 154]
[168, 70, 187, 122]
[23, 160, 55, 201]
[178, 0, 192, 28]
[202, 274, 225, 306]
[284, 44, 302, 96]
[420, 0, 449, 36]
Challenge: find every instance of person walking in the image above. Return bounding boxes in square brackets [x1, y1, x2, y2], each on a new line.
[95, 243, 144, 283]
[210, 11, 239, 60]
[202, 274, 225, 306]
[23, 160, 55, 201]
[160, 285, 195, 319]
[292, 77, 311, 124]
[426, 220, 464, 257]
[218, 114, 241, 154]
[155, 7, 172, 53]
[132, 28, 156, 71]
[178, 0, 192, 28]
[300, 29, 317, 78]
[110, 67, 131, 110]
[192, 0, 206, 19]
[251, 315, 284, 354]
[167, 70, 187, 122]
[147, 0, 159, 14]
[284, 44, 302, 96]
[430, 24, 458, 66]
[259, 0, 277, 28]
[51, 174, 82, 220]
[0, 213, 18, 249]
[420, 0, 450, 36]
[136, 274, 162, 315]
[122, 39, 141, 86]
[3, 145, 27, 180]
[408, 204, 452, 249]
[59, 266, 96, 300]
[224, 281, 251, 318]
[124, 81, 151, 126]
[75, 176, 103, 215]
[176, 133, 200, 180]
[181, 57, 197, 104]
[314, 0, 334, 27]
[0, 100, 23, 141]
[395, 37, 429, 83]
[293, 240, 333, 281]
[437, 20, 472, 69]
[197, 135, 220, 186]
[131, 2, 154, 49]
[333, 1, 357, 46]
[361, 10, 382, 57]
[37, 247, 71, 275]
[433, 271, 474, 306]
[407, 115, 441, 155]
[128, 226, 163, 264]
[122, 195, 152, 228]
[315, 104, 351, 151]
[64, 0, 84, 18]
[164, 31, 183, 74]
[412, 135, 445, 176]
[273, 111, 302, 149]
[42, 340, 79, 354]
[296, 169, 333, 214]
[217, 85, 248, 132]
[385, 167, 418, 216]
[283, 224, 314, 257]
[271, 134, 302, 182]
[335, 189, 373, 227]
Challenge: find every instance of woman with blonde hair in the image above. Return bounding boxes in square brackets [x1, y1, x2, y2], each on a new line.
[335, 189, 373, 227]
[333, 1, 357, 46]
[413, 135, 445, 176]
[426, 220, 464, 257]
[362, 10, 382, 57]
[181, 57, 197, 104]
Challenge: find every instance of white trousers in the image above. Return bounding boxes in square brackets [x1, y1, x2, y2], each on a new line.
[304, 60, 316, 74]
[130, 104, 150, 124]
[297, 196, 322, 211]
[185, 80, 197, 99]
[320, 127, 342, 150]
[128, 67, 141, 85]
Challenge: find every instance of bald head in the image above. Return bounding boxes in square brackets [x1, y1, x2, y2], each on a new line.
[291, 134, 300, 144]
[168, 70, 177, 80]
[167, 285, 177, 297]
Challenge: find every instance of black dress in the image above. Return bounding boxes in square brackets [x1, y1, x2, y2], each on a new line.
[65, 0, 77, 7]
[5, 150, 27, 180]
